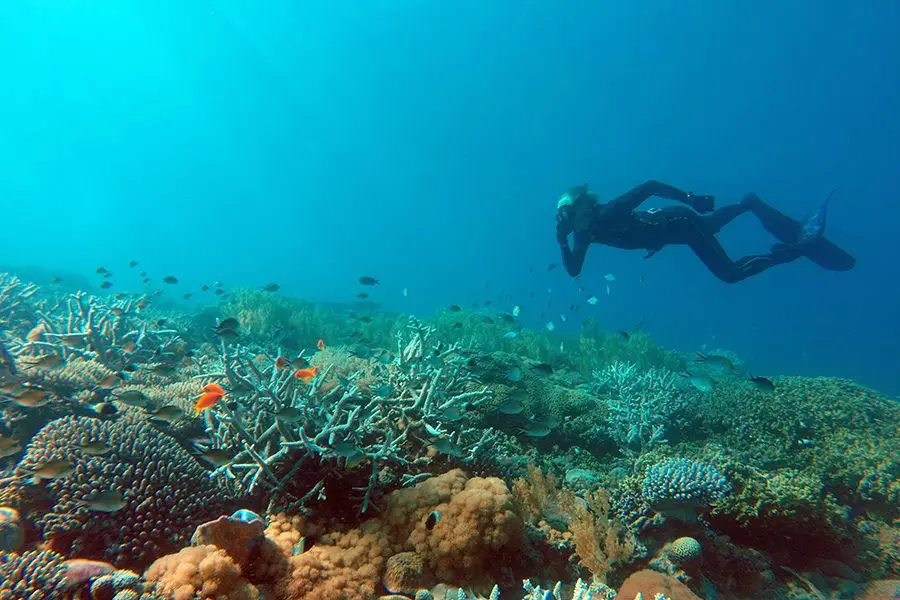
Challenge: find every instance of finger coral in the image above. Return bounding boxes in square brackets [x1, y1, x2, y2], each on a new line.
[12, 414, 237, 568]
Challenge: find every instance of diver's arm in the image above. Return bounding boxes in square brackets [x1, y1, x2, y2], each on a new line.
[608, 180, 713, 213]
[559, 232, 590, 277]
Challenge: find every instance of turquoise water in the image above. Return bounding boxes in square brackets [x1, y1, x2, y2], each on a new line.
[1, 1, 898, 394]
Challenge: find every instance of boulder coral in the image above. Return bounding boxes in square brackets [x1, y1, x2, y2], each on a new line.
[277, 469, 523, 600]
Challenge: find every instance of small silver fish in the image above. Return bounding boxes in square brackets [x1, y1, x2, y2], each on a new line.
[331, 442, 363, 459]
[200, 449, 233, 467]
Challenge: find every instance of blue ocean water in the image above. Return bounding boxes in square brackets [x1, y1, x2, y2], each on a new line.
[1, 1, 897, 395]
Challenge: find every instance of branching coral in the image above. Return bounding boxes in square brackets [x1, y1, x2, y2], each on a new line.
[592, 362, 690, 454]
[197, 317, 498, 514]
[10, 414, 238, 568]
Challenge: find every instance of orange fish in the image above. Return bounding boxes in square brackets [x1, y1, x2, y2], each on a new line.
[275, 356, 289, 369]
[293, 367, 318, 383]
[317, 339, 326, 351]
[194, 383, 225, 415]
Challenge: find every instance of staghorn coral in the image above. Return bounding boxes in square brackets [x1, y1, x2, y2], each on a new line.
[144, 545, 261, 600]
[11, 414, 237, 569]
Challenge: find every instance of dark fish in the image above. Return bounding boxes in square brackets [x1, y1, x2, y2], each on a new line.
[452, 322, 463, 329]
[356, 315, 373, 323]
[28, 459, 75, 481]
[356, 292, 369, 300]
[23, 354, 63, 371]
[499, 313, 515, 323]
[214, 288, 225, 296]
[331, 442, 362, 459]
[78, 441, 113, 456]
[274, 407, 303, 423]
[128, 261, 139, 268]
[92, 402, 118, 416]
[214, 318, 239, 332]
[429, 438, 463, 457]
[695, 352, 734, 371]
[520, 422, 551, 437]
[99, 281, 112, 289]
[358, 276, 379, 286]
[162, 276, 178, 284]
[50, 276, 62, 284]
[496, 397, 524, 415]
[618, 330, 630, 341]
[139, 271, 147, 277]
[0, 436, 22, 459]
[448, 305, 462, 312]
[183, 293, 192, 300]
[156, 319, 167, 327]
[262, 282, 280, 293]
[748, 375, 775, 393]
[199, 449, 233, 467]
[201, 285, 210, 292]
[530, 362, 553, 375]
[482, 316, 494, 324]
[547, 263, 558, 271]
[425, 510, 441, 530]
[96, 267, 109, 275]
[81, 490, 126, 512]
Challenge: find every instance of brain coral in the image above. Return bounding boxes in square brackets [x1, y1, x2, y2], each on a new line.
[13, 414, 237, 569]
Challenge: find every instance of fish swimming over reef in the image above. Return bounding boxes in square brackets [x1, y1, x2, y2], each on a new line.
[194, 383, 225, 415]
[293, 367, 318, 383]
[358, 276, 379, 286]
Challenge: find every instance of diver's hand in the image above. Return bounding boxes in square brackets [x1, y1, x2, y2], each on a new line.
[688, 193, 715, 214]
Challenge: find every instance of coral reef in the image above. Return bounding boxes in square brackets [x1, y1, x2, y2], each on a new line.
[9, 414, 237, 568]
[1, 272, 898, 599]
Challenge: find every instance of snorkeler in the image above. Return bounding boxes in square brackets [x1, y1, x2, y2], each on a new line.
[555, 180, 855, 283]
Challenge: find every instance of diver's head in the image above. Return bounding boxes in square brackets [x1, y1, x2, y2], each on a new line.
[558, 184, 598, 232]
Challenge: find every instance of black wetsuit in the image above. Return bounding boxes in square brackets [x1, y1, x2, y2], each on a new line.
[558, 180, 855, 283]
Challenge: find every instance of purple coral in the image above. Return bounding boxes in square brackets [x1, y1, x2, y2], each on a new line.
[13, 414, 238, 568]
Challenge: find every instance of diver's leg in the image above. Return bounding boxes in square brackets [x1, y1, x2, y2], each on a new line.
[702, 203, 750, 234]
[743, 193, 856, 271]
[685, 227, 799, 283]
[741, 193, 802, 243]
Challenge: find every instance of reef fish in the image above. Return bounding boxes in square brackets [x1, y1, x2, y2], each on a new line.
[77, 441, 112, 456]
[194, 383, 226, 415]
[162, 276, 179, 284]
[748, 375, 775, 394]
[80, 490, 126, 512]
[26, 459, 75, 482]
[358, 276, 379, 286]
[293, 367, 318, 383]
[261, 282, 280, 293]
[695, 353, 734, 371]
[0, 436, 22, 459]
[424, 510, 441, 530]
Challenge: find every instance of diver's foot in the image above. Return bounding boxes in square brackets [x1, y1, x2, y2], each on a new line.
[797, 200, 829, 243]
[770, 242, 804, 261]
